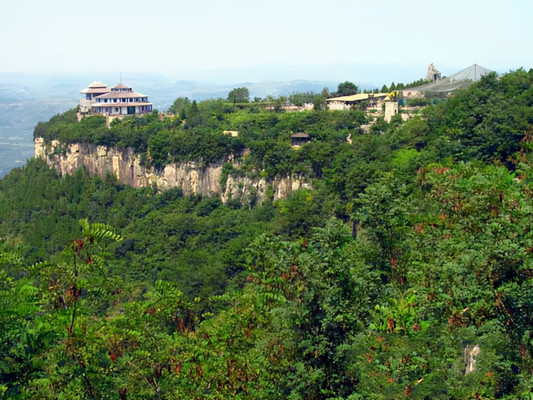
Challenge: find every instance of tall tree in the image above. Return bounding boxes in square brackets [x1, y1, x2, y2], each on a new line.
[168, 97, 190, 116]
[228, 87, 250, 103]
[336, 81, 359, 96]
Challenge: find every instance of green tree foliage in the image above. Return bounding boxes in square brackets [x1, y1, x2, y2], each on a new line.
[33, 107, 78, 142]
[167, 96, 191, 118]
[425, 70, 533, 165]
[6, 68, 533, 398]
[351, 162, 533, 399]
[335, 81, 359, 96]
[228, 87, 250, 103]
[289, 91, 315, 106]
[147, 130, 171, 169]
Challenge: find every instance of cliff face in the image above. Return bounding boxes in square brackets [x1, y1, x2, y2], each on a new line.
[34, 138, 310, 202]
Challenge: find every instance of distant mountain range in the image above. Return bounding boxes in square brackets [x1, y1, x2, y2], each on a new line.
[148, 79, 341, 110]
[0, 73, 342, 110]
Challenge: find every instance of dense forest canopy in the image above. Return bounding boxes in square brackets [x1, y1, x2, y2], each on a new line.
[2, 69, 533, 399]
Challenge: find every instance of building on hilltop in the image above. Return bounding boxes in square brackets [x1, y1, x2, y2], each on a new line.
[79, 81, 111, 113]
[91, 83, 153, 116]
[79, 81, 153, 119]
[326, 92, 389, 111]
[401, 64, 492, 99]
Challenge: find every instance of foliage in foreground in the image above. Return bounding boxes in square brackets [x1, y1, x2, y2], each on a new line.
[2, 161, 533, 399]
[1, 69, 533, 398]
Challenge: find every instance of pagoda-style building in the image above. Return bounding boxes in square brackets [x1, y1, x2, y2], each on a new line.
[79, 81, 153, 118]
[79, 81, 110, 113]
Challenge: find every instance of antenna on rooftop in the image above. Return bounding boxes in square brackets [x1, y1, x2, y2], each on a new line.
[120, 71, 122, 84]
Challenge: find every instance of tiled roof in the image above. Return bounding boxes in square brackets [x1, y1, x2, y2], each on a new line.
[88, 81, 108, 88]
[80, 87, 111, 94]
[111, 82, 132, 90]
[95, 91, 148, 99]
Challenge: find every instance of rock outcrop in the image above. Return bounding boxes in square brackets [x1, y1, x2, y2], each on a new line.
[464, 344, 480, 375]
[34, 138, 310, 203]
[425, 63, 442, 82]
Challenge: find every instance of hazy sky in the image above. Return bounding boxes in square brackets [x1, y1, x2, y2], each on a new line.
[1, 0, 532, 84]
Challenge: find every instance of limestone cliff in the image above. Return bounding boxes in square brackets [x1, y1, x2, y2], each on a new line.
[34, 138, 310, 202]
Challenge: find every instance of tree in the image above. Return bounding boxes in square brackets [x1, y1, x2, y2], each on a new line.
[190, 100, 199, 115]
[313, 94, 326, 111]
[13, 219, 124, 398]
[289, 91, 315, 106]
[336, 81, 359, 96]
[168, 97, 191, 117]
[148, 130, 172, 169]
[312, 87, 330, 111]
[227, 87, 250, 103]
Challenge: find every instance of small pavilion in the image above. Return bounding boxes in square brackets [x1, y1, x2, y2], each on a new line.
[79, 81, 110, 113]
[291, 133, 310, 147]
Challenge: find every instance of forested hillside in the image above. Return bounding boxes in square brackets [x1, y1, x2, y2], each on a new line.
[1, 69, 533, 399]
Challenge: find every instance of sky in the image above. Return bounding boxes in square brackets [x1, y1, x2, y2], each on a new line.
[1, 0, 532, 85]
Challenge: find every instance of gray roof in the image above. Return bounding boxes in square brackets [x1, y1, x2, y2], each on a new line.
[111, 82, 132, 90]
[88, 81, 108, 88]
[80, 87, 111, 94]
[291, 133, 309, 138]
[95, 91, 148, 99]
[81, 81, 111, 94]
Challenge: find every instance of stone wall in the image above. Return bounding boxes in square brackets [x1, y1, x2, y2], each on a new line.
[384, 101, 399, 123]
[34, 138, 310, 203]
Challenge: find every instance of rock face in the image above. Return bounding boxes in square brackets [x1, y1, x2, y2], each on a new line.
[464, 344, 480, 375]
[34, 138, 310, 203]
[426, 63, 442, 82]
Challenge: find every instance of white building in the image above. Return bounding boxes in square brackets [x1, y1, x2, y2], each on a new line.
[79, 81, 110, 113]
[79, 82, 153, 117]
[326, 93, 389, 111]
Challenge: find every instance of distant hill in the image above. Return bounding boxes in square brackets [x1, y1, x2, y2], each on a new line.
[0, 83, 32, 103]
[0, 73, 339, 110]
[149, 79, 338, 110]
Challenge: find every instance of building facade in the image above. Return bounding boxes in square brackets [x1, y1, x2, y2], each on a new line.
[79, 82, 153, 117]
[79, 81, 111, 113]
[326, 93, 388, 111]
